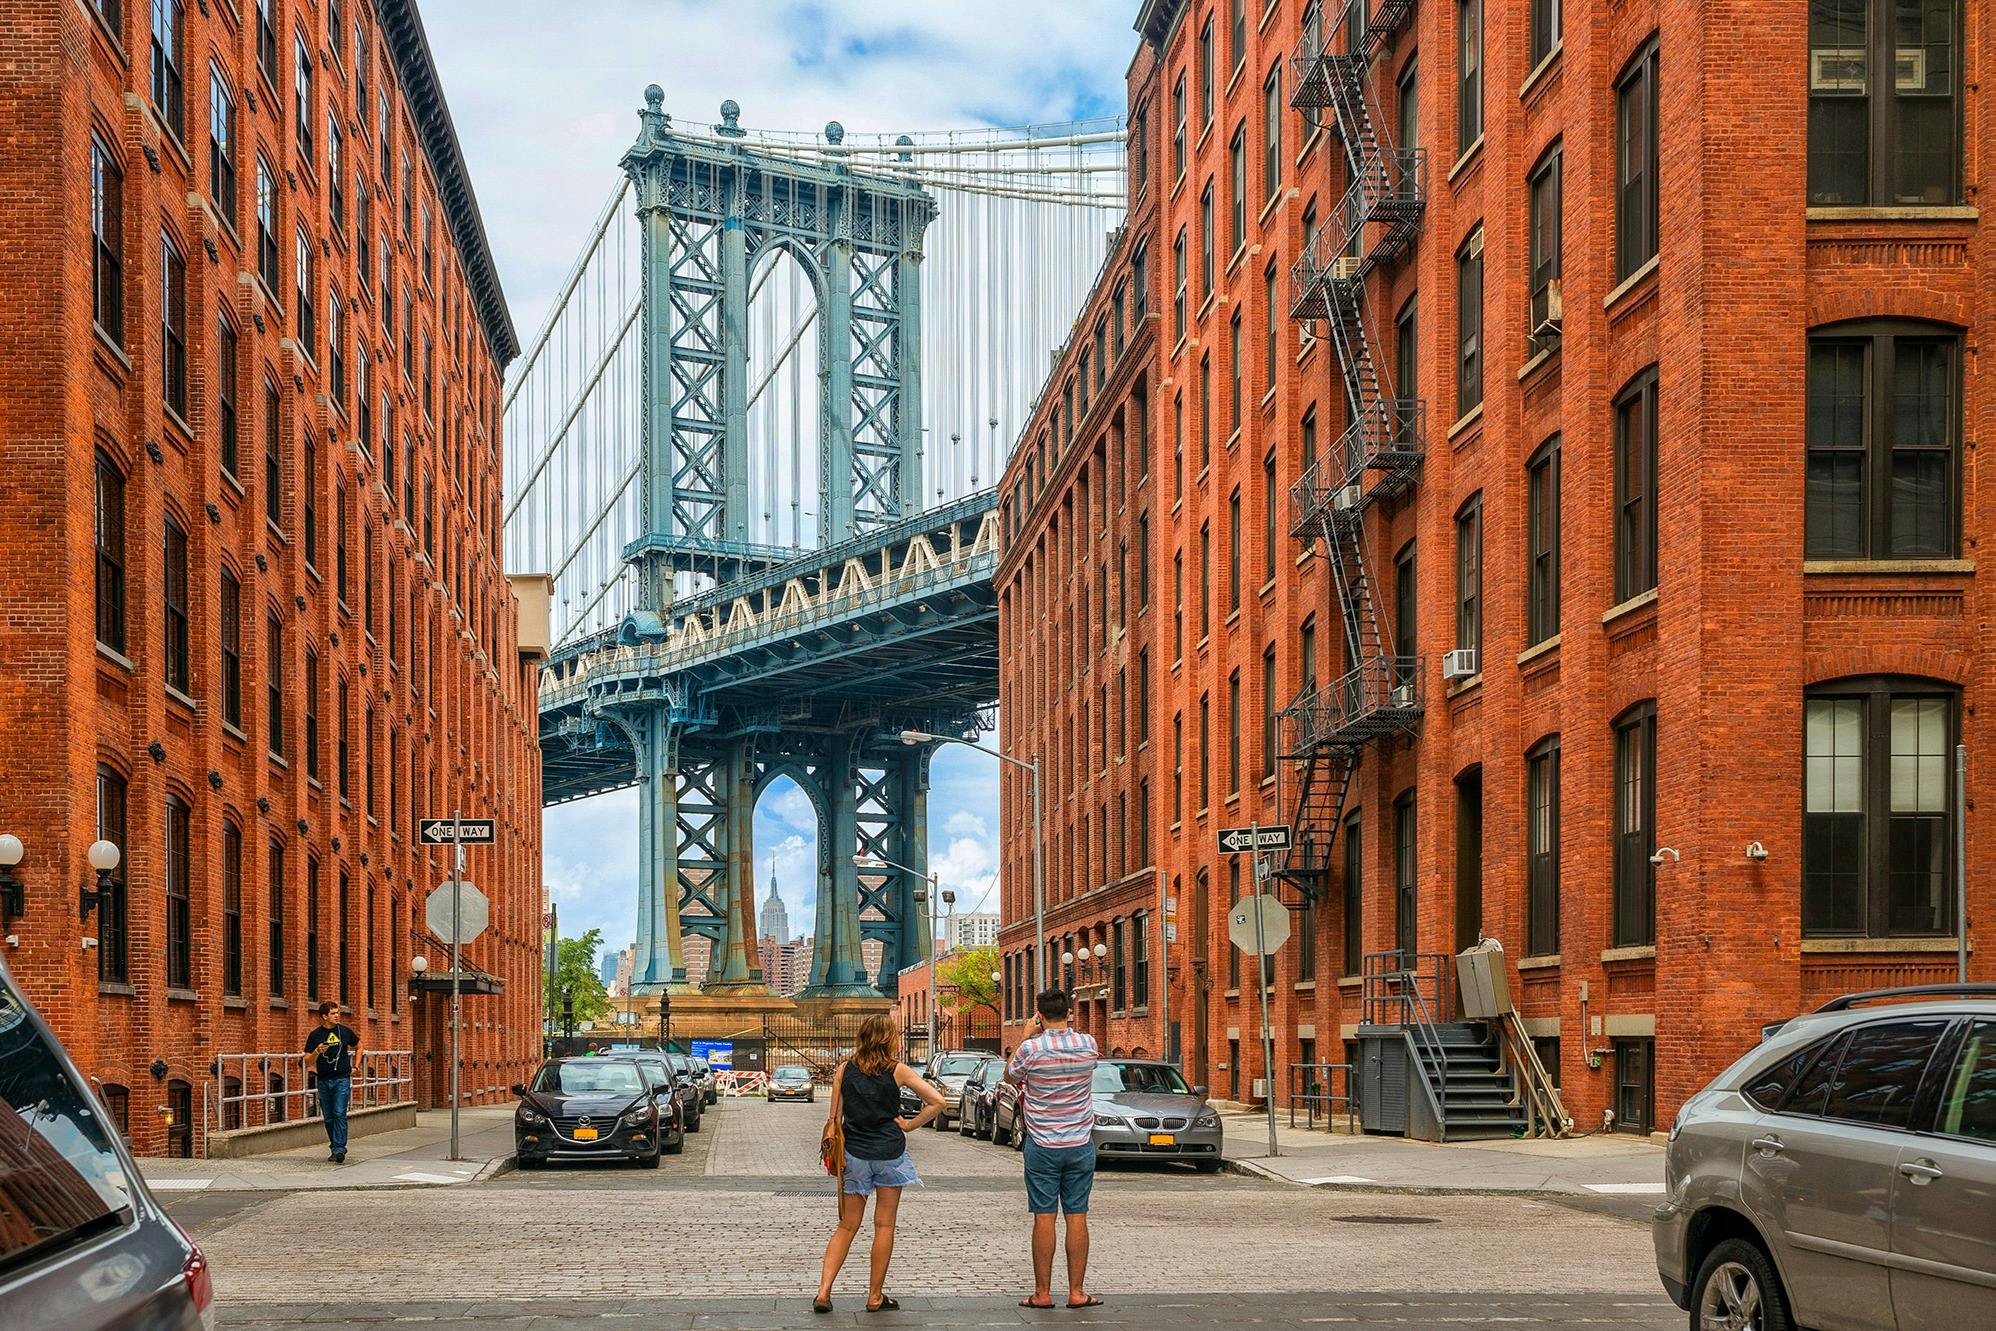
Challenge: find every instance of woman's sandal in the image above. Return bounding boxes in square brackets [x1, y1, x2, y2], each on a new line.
[812, 1298, 833, 1315]
[1066, 1296, 1104, 1309]
[1019, 1296, 1056, 1309]
[865, 1295, 900, 1312]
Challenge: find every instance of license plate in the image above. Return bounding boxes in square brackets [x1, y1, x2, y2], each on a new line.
[1148, 1133, 1176, 1147]
[573, 1126, 599, 1141]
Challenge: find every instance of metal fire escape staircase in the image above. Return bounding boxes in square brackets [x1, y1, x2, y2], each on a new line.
[1275, 1, 1426, 899]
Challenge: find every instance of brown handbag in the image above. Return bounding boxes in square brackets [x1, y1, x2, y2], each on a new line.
[820, 1061, 847, 1178]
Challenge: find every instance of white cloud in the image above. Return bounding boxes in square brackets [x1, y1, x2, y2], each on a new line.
[944, 809, 986, 840]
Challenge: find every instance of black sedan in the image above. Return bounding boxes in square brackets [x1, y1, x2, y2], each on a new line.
[513, 1057, 680, 1168]
[956, 1055, 1008, 1139]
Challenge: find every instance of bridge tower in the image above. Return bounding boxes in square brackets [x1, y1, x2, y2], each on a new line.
[616, 89, 941, 1002]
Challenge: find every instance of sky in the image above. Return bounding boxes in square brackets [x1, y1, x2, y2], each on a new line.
[422, 2, 1138, 962]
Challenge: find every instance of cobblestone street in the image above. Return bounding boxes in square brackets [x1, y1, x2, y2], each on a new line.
[175, 1097, 1677, 1328]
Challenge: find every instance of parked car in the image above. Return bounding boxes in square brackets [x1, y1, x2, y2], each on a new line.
[957, 1056, 1008, 1139]
[767, 1064, 816, 1104]
[924, 1051, 989, 1129]
[692, 1057, 719, 1105]
[990, 1075, 1025, 1149]
[0, 957, 216, 1330]
[1088, 1060, 1223, 1171]
[600, 1052, 691, 1148]
[513, 1057, 678, 1168]
[1654, 983, 1996, 1331]
[658, 1052, 705, 1131]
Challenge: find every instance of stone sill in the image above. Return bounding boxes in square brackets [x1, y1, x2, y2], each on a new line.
[1801, 937, 1972, 954]
[1603, 255, 1660, 314]
[1802, 559, 1973, 575]
[1807, 205, 1977, 222]
[97, 643, 136, 673]
[1517, 954, 1562, 971]
[1517, 345, 1556, 383]
[1517, 634, 1561, 668]
[1336, 975, 1361, 989]
[1446, 136, 1484, 186]
[1520, 44, 1563, 100]
[1602, 587, 1659, 627]
[1447, 402, 1484, 441]
[1600, 945, 1656, 964]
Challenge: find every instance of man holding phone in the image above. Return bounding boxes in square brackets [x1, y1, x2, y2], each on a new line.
[1007, 989, 1102, 1310]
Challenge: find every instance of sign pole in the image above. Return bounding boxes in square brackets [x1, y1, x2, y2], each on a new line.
[1248, 819, 1279, 1160]
[1157, 869, 1170, 1067]
[449, 809, 463, 1163]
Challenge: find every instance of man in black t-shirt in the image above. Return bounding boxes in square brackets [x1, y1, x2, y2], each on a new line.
[303, 1001, 361, 1162]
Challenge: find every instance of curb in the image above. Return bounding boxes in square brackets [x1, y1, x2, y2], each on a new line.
[473, 1153, 517, 1184]
[1220, 1156, 1594, 1199]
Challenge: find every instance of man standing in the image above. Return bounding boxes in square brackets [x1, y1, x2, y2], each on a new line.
[303, 1001, 360, 1163]
[1007, 989, 1102, 1310]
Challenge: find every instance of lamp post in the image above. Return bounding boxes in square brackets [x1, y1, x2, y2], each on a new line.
[855, 851, 939, 1060]
[80, 839, 120, 920]
[901, 730, 1045, 995]
[0, 834, 24, 927]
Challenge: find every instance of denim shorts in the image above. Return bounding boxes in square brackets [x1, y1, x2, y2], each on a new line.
[842, 1150, 922, 1196]
[1022, 1139, 1097, 1215]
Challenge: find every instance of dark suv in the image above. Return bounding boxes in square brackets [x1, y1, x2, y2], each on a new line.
[0, 958, 216, 1329]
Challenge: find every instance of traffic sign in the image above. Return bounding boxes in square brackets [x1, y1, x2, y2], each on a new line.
[425, 879, 490, 945]
[1226, 892, 1291, 955]
[1218, 824, 1291, 854]
[420, 818, 495, 846]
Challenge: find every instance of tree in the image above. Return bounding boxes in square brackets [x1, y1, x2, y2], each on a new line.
[937, 944, 999, 1016]
[547, 928, 612, 1026]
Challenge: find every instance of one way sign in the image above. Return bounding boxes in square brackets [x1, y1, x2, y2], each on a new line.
[419, 818, 495, 846]
[1217, 824, 1292, 855]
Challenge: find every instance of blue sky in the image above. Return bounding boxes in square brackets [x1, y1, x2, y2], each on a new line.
[422, 2, 1135, 962]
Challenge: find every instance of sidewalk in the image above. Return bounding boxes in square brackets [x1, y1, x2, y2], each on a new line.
[137, 1106, 517, 1193]
[1218, 1109, 1665, 1197]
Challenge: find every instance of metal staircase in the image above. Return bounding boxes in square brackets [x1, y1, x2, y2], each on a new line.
[1275, 0, 1426, 897]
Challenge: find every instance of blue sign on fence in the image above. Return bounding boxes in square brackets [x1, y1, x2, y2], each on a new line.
[690, 1039, 733, 1069]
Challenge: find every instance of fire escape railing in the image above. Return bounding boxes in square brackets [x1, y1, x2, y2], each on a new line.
[1274, 0, 1426, 896]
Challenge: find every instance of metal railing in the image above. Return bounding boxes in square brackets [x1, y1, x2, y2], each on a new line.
[207, 1050, 415, 1139]
[1361, 952, 1453, 1126]
[1287, 1061, 1357, 1134]
[1281, 658, 1424, 752]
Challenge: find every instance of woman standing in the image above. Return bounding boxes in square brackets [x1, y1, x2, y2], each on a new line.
[814, 1012, 946, 1313]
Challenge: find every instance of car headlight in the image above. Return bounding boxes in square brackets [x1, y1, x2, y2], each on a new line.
[1095, 1114, 1125, 1127]
[1195, 1112, 1220, 1127]
[518, 1106, 547, 1125]
[623, 1104, 657, 1127]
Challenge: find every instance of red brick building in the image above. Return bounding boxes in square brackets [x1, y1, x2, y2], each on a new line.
[896, 954, 1003, 1059]
[0, 0, 545, 1154]
[999, 0, 1990, 1134]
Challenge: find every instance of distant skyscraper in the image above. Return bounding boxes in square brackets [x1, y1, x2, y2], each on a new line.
[598, 952, 619, 987]
[758, 857, 791, 942]
[946, 912, 1000, 952]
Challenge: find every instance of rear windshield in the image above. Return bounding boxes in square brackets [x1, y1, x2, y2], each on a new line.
[532, 1062, 645, 1096]
[0, 972, 131, 1274]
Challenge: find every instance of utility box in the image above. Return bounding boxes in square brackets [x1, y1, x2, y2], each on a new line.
[1454, 939, 1513, 1020]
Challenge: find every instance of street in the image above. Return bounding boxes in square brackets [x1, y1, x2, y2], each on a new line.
[172, 1095, 1678, 1329]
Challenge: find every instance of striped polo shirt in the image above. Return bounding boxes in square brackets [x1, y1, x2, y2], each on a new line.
[1008, 1026, 1100, 1149]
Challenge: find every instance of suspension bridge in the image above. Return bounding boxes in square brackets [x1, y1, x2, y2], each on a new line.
[506, 88, 1126, 1000]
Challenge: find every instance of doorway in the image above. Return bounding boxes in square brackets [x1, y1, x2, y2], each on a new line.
[1454, 768, 1483, 953]
[1393, 792, 1417, 965]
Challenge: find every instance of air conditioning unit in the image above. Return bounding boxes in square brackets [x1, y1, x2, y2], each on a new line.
[1330, 255, 1362, 282]
[1331, 483, 1363, 512]
[1388, 682, 1418, 709]
[1531, 279, 1565, 343]
[1442, 648, 1479, 681]
[1251, 1079, 1268, 1100]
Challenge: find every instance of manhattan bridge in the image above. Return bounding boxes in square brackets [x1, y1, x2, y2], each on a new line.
[504, 88, 1126, 1000]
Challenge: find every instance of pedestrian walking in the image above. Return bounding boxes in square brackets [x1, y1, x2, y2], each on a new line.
[1007, 989, 1102, 1310]
[303, 1001, 360, 1163]
[813, 1011, 946, 1314]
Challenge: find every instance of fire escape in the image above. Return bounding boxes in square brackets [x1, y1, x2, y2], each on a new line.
[1275, 0, 1426, 897]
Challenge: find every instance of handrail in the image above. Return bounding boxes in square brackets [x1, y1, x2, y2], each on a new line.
[208, 1049, 415, 1141]
[1396, 971, 1449, 1116]
[1492, 1010, 1572, 1137]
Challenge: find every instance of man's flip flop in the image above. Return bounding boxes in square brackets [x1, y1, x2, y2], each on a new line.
[1065, 1297, 1104, 1309]
[866, 1296, 900, 1312]
[1019, 1297, 1056, 1309]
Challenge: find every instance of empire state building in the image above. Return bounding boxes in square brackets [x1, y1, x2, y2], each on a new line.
[758, 859, 791, 941]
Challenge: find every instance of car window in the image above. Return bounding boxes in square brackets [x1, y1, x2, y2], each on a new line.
[532, 1062, 645, 1096]
[1935, 1019, 1996, 1143]
[1744, 1038, 1831, 1111]
[1101, 1063, 1193, 1095]
[938, 1055, 983, 1076]
[0, 971, 132, 1274]
[1780, 1031, 1850, 1118]
[1821, 1020, 1951, 1129]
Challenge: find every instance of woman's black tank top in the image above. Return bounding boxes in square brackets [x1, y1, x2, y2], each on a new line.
[840, 1062, 905, 1161]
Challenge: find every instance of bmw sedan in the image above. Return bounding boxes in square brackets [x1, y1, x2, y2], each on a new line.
[767, 1064, 816, 1103]
[1090, 1060, 1223, 1171]
[514, 1058, 677, 1169]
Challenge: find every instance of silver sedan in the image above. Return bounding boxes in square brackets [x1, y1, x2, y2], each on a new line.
[1090, 1060, 1224, 1172]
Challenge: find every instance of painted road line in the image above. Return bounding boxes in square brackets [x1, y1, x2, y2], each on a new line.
[147, 1178, 214, 1191]
[1583, 1182, 1665, 1195]
[1299, 1174, 1377, 1185]
[393, 1171, 470, 1185]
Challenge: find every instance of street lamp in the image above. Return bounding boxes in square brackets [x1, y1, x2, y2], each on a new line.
[901, 729, 1046, 998]
[80, 840, 120, 920]
[856, 851, 940, 1059]
[0, 834, 24, 926]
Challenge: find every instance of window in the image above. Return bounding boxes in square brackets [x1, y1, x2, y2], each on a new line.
[336, 483, 350, 603]
[1131, 914, 1151, 1006]
[1263, 262, 1278, 389]
[1395, 297, 1417, 405]
[1299, 618, 1317, 694]
[355, 344, 372, 453]
[1263, 65, 1282, 201]
[163, 517, 189, 694]
[1173, 230, 1186, 341]
[1262, 450, 1277, 579]
[304, 648, 320, 779]
[1527, 738, 1560, 955]
[339, 870, 352, 1004]
[1454, 495, 1481, 660]
[328, 115, 345, 230]
[1227, 671, 1241, 795]
[328, 293, 345, 407]
[94, 451, 125, 653]
[266, 612, 284, 757]
[1806, 323, 1959, 559]
[356, 178, 372, 296]
[295, 228, 316, 358]
[1172, 75, 1186, 180]
[1172, 554, 1183, 659]
[91, 137, 124, 345]
[303, 434, 318, 568]
[1199, 183, 1214, 300]
[1531, 0, 1562, 66]
[209, 71, 237, 223]
[293, 32, 313, 166]
[1457, 0, 1482, 150]
[1613, 702, 1657, 947]
[101, 1084, 130, 1140]
[1615, 39, 1660, 280]
[1393, 542, 1416, 679]
[96, 766, 129, 984]
[1455, 228, 1483, 416]
[1229, 126, 1246, 253]
[1821, 1019, 1951, 1128]
[160, 234, 186, 418]
[255, 0, 277, 87]
[216, 316, 240, 477]
[1172, 713, 1183, 820]
[1394, 793, 1418, 961]
[1527, 437, 1560, 644]
[1229, 0, 1245, 73]
[338, 677, 351, 799]
[1227, 489, 1241, 613]
[1228, 312, 1243, 432]
[1935, 1019, 1996, 1142]
[165, 795, 190, 989]
[222, 822, 243, 997]
[1137, 516, 1150, 609]
[1397, 57, 1419, 156]
[1261, 646, 1277, 780]
[1805, 679, 1957, 938]
[1528, 143, 1562, 350]
[264, 377, 282, 529]
[306, 856, 320, 998]
[1199, 18, 1214, 126]
[1199, 356, 1212, 470]
[1227, 859, 1242, 988]
[269, 840, 285, 995]
[1809, 0, 1958, 206]
[256, 155, 279, 292]
[1198, 692, 1210, 812]
[150, 0, 184, 139]
[401, 151, 413, 234]
[1613, 367, 1659, 600]
[1198, 523, 1211, 640]
[220, 568, 242, 727]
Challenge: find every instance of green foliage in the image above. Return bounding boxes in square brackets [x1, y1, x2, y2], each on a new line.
[937, 943, 1000, 1013]
[547, 927, 612, 1025]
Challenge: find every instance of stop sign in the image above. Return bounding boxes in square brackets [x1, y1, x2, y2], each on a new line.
[425, 880, 489, 946]
[1226, 892, 1291, 956]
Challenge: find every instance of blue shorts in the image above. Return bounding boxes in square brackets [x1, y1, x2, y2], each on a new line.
[1023, 1139, 1096, 1215]
[842, 1151, 921, 1196]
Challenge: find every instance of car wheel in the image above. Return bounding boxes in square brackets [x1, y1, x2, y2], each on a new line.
[663, 1135, 685, 1155]
[1691, 1237, 1793, 1331]
[1194, 1160, 1222, 1175]
[687, 1111, 702, 1133]
[637, 1149, 661, 1170]
[992, 1117, 1009, 1147]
